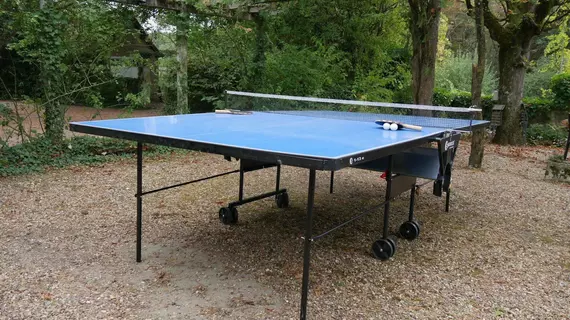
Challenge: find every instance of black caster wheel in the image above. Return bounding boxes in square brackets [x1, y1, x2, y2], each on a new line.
[275, 192, 289, 208]
[371, 236, 397, 261]
[219, 206, 238, 225]
[399, 221, 421, 240]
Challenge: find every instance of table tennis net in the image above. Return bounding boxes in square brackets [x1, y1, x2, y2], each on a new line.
[223, 90, 482, 130]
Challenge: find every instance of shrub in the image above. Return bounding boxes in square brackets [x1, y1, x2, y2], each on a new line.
[432, 88, 494, 120]
[523, 57, 556, 99]
[353, 53, 412, 103]
[0, 136, 181, 176]
[435, 54, 498, 95]
[433, 88, 564, 124]
[524, 70, 556, 98]
[526, 123, 568, 147]
[523, 97, 555, 124]
[551, 73, 570, 108]
[260, 44, 349, 98]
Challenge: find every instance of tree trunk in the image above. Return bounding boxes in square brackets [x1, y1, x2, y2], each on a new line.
[493, 44, 528, 145]
[40, 0, 65, 144]
[176, 16, 189, 114]
[469, 0, 486, 168]
[409, 0, 441, 108]
[251, 13, 267, 91]
[44, 100, 64, 143]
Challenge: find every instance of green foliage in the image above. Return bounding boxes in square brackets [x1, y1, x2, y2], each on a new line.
[353, 52, 411, 102]
[161, 0, 412, 110]
[157, 18, 256, 114]
[0, 48, 40, 100]
[435, 54, 498, 95]
[268, 0, 408, 81]
[526, 124, 568, 147]
[432, 88, 494, 119]
[0, 136, 182, 177]
[523, 69, 556, 98]
[95, 77, 141, 107]
[3, 0, 147, 141]
[157, 56, 177, 114]
[543, 16, 570, 73]
[433, 87, 567, 124]
[551, 73, 570, 108]
[523, 97, 556, 124]
[121, 84, 152, 110]
[259, 44, 349, 97]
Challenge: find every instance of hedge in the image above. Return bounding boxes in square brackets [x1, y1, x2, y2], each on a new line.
[432, 88, 494, 120]
[432, 89, 568, 124]
[551, 73, 570, 108]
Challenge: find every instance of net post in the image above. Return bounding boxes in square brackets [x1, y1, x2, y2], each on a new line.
[224, 90, 229, 110]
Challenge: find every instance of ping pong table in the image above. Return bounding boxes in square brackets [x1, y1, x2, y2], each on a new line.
[69, 93, 488, 320]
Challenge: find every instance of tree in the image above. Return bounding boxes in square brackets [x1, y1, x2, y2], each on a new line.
[408, 0, 441, 106]
[175, 9, 189, 114]
[7, 0, 137, 143]
[543, 16, 570, 73]
[267, 0, 410, 100]
[469, 0, 486, 168]
[465, 0, 570, 145]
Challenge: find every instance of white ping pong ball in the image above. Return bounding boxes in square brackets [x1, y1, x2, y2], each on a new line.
[383, 123, 391, 130]
[390, 123, 398, 131]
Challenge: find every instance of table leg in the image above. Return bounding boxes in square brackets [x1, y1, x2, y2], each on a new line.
[329, 171, 334, 194]
[299, 169, 316, 320]
[239, 162, 245, 201]
[382, 156, 393, 239]
[408, 185, 416, 222]
[372, 156, 397, 260]
[276, 164, 281, 192]
[136, 142, 143, 262]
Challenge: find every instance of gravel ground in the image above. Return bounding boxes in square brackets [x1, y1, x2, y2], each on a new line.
[1, 143, 569, 319]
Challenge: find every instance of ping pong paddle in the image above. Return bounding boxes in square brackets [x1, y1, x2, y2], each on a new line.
[375, 119, 422, 131]
[215, 109, 253, 115]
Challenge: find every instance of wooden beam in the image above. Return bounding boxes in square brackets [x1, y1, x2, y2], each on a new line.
[106, 0, 273, 17]
[106, 0, 191, 12]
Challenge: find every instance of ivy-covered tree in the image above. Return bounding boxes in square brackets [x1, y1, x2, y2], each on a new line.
[465, 0, 570, 145]
[6, 0, 137, 143]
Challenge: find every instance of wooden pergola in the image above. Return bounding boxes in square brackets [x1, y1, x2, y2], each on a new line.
[106, 0, 277, 113]
[107, 0, 271, 17]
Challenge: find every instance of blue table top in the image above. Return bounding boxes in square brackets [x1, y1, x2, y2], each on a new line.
[70, 111, 484, 160]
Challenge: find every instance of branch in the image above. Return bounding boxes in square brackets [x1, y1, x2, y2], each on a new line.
[500, 1, 508, 20]
[40, 79, 116, 107]
[542, 5, 570, 31]
[534, 0, 555, 25]
[480, 0, 509, 44]
[505, 0, 512, 12]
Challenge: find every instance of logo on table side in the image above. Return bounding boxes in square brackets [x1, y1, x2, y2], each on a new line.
[349, 156, 364, 165]
[444, 140, 455, 151]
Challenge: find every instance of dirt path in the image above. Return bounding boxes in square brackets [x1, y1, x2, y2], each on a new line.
[1, 144, 569, 319]
[0, 102, 160, 146]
